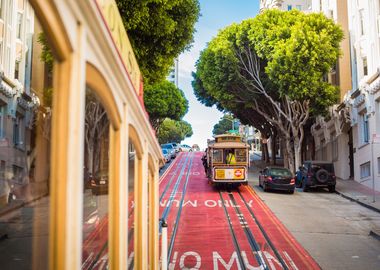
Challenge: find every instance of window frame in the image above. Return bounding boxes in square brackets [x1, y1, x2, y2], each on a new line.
[360, 161, 371, 178]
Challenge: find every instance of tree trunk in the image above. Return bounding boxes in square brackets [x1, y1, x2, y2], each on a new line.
[286, 137, 295, 174]
[294, 136, 302, 173]
[271, 133, 276, 165]
[264, 143, 270, 163]
[87, 146, 94, 174]
[281, 138, 288, 168]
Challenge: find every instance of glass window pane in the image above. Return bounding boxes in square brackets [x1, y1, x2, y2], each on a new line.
[82, 88, 110, 269]
[127, 142, 135, 267]
[0, 23, 52, 269]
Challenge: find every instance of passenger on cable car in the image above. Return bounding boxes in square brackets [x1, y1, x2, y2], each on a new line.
[226, 149, 236, 165]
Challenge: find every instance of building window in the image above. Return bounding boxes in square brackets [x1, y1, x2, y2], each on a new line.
[13, 115, 24, 146]
[288, 5, 292, 11]
[16, 12, 22, 39]
[360, 10, 365, 36]
[14, 61, 19, 80]
[360, 162, 371, 178]
[363, 57, 368, 76]
[377, 101, 380, 135]
[360, 113, 369, 144]
[0, 104, 5, 138]
[296, 5, 302, 11]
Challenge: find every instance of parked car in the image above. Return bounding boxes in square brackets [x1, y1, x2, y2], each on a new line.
[192, 144, 200, 151]
[179, 144, 192, 152]
[161, 144, 176, 159]
[162, 149, 171, 163]
[90, 170, 108, 195]
[296, 161, 336, 192]
[169, 142, 180, 153]
[259, 166, 295, 194]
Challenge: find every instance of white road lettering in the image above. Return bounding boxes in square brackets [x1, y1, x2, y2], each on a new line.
[179, 251, 201, 270]
[213, 251, 241, 270]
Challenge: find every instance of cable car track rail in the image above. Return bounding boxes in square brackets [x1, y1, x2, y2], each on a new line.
[219, 187, 291, 270]
[237, 189, 289, 270]
[167, 154, 194, 262]
[160, 153, 192, 233]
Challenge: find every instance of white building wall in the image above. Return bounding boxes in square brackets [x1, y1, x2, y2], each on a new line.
[280, 0, 312, 11]
[260, 0, 311, 11]
[346, 0, 380, 190]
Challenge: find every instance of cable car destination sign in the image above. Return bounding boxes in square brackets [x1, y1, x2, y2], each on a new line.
[95, 0, 142, 95]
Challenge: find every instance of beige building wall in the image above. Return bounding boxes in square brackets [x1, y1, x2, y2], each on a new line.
[311, 0, 353, 180]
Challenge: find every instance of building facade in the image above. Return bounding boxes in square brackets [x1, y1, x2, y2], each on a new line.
[310, 0, 353, 181]
[260, 0, 312, 12]
[344, 0, 380, 190]
[167, 57, 179, 87]
[0, 0, 38, 205]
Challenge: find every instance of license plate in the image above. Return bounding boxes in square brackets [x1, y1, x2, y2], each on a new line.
[100, 180, 106, 185]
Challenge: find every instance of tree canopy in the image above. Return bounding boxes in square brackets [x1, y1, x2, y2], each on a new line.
[117, 0, 200, 84]
[213, 115, 235, 135]
[158, 118, 193, 144]
[193, 9, 343, 171]
[144, 80, 189, 131]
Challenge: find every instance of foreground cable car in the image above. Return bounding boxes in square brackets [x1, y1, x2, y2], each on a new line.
[203, 134, 250, 187]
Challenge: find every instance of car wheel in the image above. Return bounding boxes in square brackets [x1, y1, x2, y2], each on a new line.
[302, 179, 309, 192]
[316, 169, 329, 183]
[328, 185, 336, 193]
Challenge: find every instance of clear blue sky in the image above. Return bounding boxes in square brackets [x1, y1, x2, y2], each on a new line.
[180, 0, 260, 150]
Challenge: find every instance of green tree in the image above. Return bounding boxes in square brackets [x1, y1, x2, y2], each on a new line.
[144, 80, 188, 131]
[213, 115, 234, 135]
[158, 119, 193, 144]
[193, 9, 343, 172]
[117, 0, 200, 84]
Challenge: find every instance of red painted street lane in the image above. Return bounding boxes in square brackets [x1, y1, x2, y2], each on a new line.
[160, 152, 321, 270]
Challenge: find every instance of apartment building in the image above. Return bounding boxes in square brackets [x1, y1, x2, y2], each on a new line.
[343, 0, 380, 190]
[260, 0, 312, 12]
[310, 0, 353, 181]
[167, 57, 179, 87]
[0, 0, 38, 205]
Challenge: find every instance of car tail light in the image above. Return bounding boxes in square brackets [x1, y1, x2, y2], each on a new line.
[267, 176, 273, 181]
[290, 178, 295, 184]
[91, 179, 96, 186]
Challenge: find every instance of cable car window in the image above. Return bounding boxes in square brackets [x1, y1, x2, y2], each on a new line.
[235, 149, 247, 162]
[212, 149, 223, 163]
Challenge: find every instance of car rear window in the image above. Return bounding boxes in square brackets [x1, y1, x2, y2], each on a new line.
[162, 144, 173, 149]
[269, 168, 292, 177]
[311, 164, 334, 173]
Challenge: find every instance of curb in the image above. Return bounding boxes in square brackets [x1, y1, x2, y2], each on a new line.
[335, 190, 380, 214]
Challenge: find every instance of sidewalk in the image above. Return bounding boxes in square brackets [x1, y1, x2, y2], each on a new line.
[249, 151, 380, 214]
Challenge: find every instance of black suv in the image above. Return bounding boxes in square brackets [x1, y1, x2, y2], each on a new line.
[296, 161, 336, 192]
